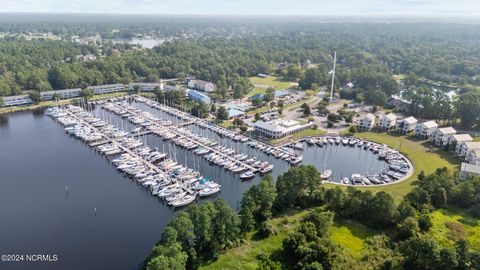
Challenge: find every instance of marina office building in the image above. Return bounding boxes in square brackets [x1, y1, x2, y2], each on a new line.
[187, 90, 211, 104]
[253, 119, 314, 139]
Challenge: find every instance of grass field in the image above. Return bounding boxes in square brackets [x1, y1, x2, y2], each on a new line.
[248, 76, 297, 95]
[330, 219, 375, 257]
[428, 207, 480, 250]
[323, 132, 460, 202]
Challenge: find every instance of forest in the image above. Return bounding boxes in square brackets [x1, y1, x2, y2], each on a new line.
[144, 166, 480, 270]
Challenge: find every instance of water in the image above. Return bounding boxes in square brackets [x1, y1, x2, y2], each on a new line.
[0, 107, 389, 270]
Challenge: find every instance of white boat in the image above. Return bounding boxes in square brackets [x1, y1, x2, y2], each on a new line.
[321, 169, 332, 179]
[169, 194, 197, 207]
[342, 177, 350, 184]
[240, 170, 255, 180]
[260, 164, 274, 174]
[199, 183, 221, 197]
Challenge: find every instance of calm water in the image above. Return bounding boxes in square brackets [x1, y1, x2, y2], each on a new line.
[0, 106, 388, 270]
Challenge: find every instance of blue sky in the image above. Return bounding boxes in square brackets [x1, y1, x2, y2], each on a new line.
[1, 0, 479, 16]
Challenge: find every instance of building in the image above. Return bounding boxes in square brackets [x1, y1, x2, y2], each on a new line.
[432, 127, 457, 146]
[415, 120, 438, 138]
[128, 83, 163, 92]
[187, 80, 215, 93]
[378, 113, 397, 130]
[187, 90, 211, 104]
[87, 84, 125, 94]
[275, 90, 291, 99]
[449, 134, 474, 154]
[358, 113, 376, 130]
[466, 150, 480, 166]
[387, 95, 411, 112]
[460, 163, 480, 180]
[251, 93, 265, 100]
[2, 95, 33, 107]
[253, 119, 314, 139]
[257, 73, 268, 78]
[396, 116, 417, 134]
[457, 142, 480, 158]
[227, 108, 245, 119]
[40, 88, 82, 101]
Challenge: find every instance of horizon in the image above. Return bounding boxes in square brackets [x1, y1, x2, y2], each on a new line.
[1, 0, 479, 17]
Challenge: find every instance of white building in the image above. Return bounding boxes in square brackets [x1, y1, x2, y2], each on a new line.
[187, 80, 215, 93]
[457, 142, 480, 158]
[378, 113, 397, 130]
[396, 116, 417, 134]
[466, 150, 480, 166]
[449, 134, 473, 154]
[415, 120, 438, 138]
[87, 84, 125, 94]
[432, 127, 457, 146]
[2, 95, 33, 107]
[128, 83, 163, 92]
[253, 119, 314, 139]
[358, 113, 376, 130]
[460, 162, 480, 180]
[40, 88, 82, 101]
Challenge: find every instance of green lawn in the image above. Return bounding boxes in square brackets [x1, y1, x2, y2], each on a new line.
[330, 219, 375, 257]
[323, 132, 460, 202]
[249, 76, 297, 93]
[200, 210, 309, 270]
[271, 128, 326, 145]
[428, 207, 480, 250]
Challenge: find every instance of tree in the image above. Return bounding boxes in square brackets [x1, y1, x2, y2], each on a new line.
[456, 239, 469, 270]
[299, 68, 322, 90]
[399, 237, 440, 270]
[301, 103, 311, 116]
[255, 112, 261, 121]
[210, 104, 217, 113]
[80, 88, 94, 100]
[397, 217, 419, 240]
[348, 125, 358, 134]
[432, 187, 448, 208]
[418, 212, 433, 232]
[252, 98, 263, 107]
[28, 91, 41, 102]
[217, 106, 229, 121]
[0, 96, 4, 107]
[264, 88, 275, 103]
[211, 199, 241, 251]
[455, 92, 480, 129]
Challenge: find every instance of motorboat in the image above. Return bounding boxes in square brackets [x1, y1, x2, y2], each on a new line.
[321, 169, 332, 179]
[240, 170, 256, 180]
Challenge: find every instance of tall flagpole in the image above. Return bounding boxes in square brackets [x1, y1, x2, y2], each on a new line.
[330, 51, 336, 102]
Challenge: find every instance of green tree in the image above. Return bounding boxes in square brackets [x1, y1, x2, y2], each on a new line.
[399, 237, 440, 270]
[80, 88, 94, 100]
[397, 217, 419, 240]
[418, 212, 433, 232]
[0, 96, 4, 107]
[217, 106, 229, 121]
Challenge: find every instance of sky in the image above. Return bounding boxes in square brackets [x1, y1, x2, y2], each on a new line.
[1, 0, 480, 16]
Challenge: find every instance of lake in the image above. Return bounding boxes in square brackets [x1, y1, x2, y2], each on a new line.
[0, 105, 389, 270]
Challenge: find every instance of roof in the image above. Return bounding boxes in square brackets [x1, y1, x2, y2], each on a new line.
[437, 127, 456, 135]
[461, 163, 480, 174]
[41, 88, 81, 95]
[463, 142, 480, 150]
[3, 94, 31, 101]
[254, 119, 310, 133]
[228, 108, 245, 118]
[275, 90, 290, 98]
[188, 90, 210, 101]
[251, 93, 265, 100]
[363, 113, 376, 120]
[421, 120, 438, 129]
[253, 120, 284, 132]
[472, 149, 480, 157]
[451, 134, 473, 142]
[402, 116, 418, 124]
[87, 84, 124, 89]
[189, 80, 214, 88]
[382, 113, 397, 121]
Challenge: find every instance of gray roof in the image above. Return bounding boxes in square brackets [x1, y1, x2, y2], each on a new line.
[438, 127, 456, 135]
[402, 116, 417, 124]
[451, 134, 473, 142]
[461, 163, 480, 174]
[421, 120, 438, 129]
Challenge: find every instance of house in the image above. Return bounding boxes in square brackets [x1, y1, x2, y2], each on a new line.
[457, 142, 480, 158]
[40, 88, 82, 101]
[87, 84, 125, 94]
[187, 90, 211, 104]
[83, 54, 97, 61]
[358, 113, 376, 130]
[187, 80, 215, 93]
[253, 119, 314, 139]
[449, 134, 473, 153]
[466, 150, 480, 166]
[387, 95, 410, 112]
[251, 93, 265, 101]
[2, 95, 33, 107]
[378, 113, 397, 130]
[415, 120, 438, 138]
[275, 90, 291, 99]
[396, 116, 417, 134]
[227, 108, 245, 119]
[460, 163, 480, 180]
[432, 127, 457, 146]
[128, 83, 163, 92]
[257, 73, 268, 78]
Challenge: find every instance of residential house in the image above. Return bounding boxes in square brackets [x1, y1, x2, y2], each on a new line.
[449, 134, 473, 154]
[128, 83, 163, 92]
[40, 88, 82, 101]
[415, 120, 438, 138]
[460, 162, 480, 180]
[396, 116, 417, 134]
[466, 150, 480, 166]
[432, 127, 457, 146]
[358, 113, 376, 130]
[187, 90, 211, 104]
[187, 80, 215, 93]
[457, 142, 480, 158]
[378, 113, 397, 130]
